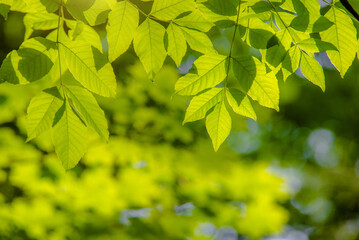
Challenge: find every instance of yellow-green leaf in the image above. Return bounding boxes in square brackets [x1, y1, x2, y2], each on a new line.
[52, 100, 88, 170]
[184, 88, 223, 123]
[206, 101, 231, 151]
[107, 1, 139, 62]
[133, 18, 167, 79]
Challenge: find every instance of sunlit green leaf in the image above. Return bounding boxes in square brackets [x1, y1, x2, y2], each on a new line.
[107, 0, 139, 62]
[179, 26, 216, 54]
[173, 9, 214, 32]
[300, 53, 325, 91]
[0, 37, 57, 84]
[150, 0, 195, 21]
[134, 18, 167, 79]
[226, 88, 256, 120]
[206, 100, 231, 151]
[59, 40, 116, 97]
[167, 22, 187, 67]
[175, 54, 227, 96]
[232, 56, 279, 111]
[66, 85, 109, 141]
[52, 100, 88, 170]
[320, 6, 357, 77]
[184, 87, 223, 123]
[26, 87, 63, 141]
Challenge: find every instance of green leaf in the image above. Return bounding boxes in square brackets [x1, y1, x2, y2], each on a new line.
[24, 12, 59, 40]
[179, 26, 216, 54]
[197, 0, 237, 23]
[300, 53, 325, 91]
[297, 38, 337, 53]
[0, 37, 57, 84]
[232, 56, 279, 111]
[65, 0, 114, 26]
[11, 0, 59, 13]
[173, 9, 214, 32]
[52, 100, 88, 170]
[288, 0, 322, 32]
[107, 0, 139, 62]
[150, 0, 195, 21]
[281, 45, 301, 81]
[26, 87, 63, 141]
[0, 0, 12, 20]
[66, 20, 103, 51]
[167, 22, 187, 67]
[66, 85, 109, 141]
[206, 101, 231, 151]
[175, 54, 227, 96]
[239, 17, 275, 49]
[320, 6, 357, 77]
[133, 18, 167, 79]
[183, 88, 223, 123]
[226, 88, 256, 120]
[59, 41, 116, 97]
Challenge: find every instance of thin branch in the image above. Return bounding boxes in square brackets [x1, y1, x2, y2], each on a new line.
[223, 0, 241, 96]
[56, 0, 66, 96]
[267, 0, 298, 45]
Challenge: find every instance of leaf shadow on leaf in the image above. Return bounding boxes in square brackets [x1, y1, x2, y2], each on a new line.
[312, 16, 333, 32]
[0, 52, 17, 84]
[66, 0, 95, 11]
[18, 48, 54, 82]
[265, 35, 288, 68]
[282, 49, 300, 75]
[40, 0, 60, 13]
[66, 0, 110, 26]
[289, 0, 309, 31]
[232, 57, 257, 92]
[91, 46, 107, 71]
[215, 20, 235, 28]
[248, 29, 275, 49]
[175, 11, 192, 20]
[94, 9, 112, 25]
[53, 101, 66, 127]
[44, 86, 64, 100]
[52, 99, 87, 128]
[203, 0, 238, 16]
[0, 4, 10, 20]
[228, 88, 246, 106]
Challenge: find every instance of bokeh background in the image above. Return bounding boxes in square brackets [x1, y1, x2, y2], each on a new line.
[1, 1, 359, 239]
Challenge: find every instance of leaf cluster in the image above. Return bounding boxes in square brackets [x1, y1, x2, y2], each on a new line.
[0, 0, 359, 168]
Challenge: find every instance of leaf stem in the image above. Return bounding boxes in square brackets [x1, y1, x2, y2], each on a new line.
[57, 0, 66, 97]
[267, 0, 299, 45]
[223, 0, 241, 97]
[126, 0, 180, 26]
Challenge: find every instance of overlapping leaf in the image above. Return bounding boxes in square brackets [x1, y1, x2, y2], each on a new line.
[107, 1, 139, 62]
[150, 0, 195, 21]
[175, 54, 227, 96]
[320, 6, 358, 77]
[52, 100, 88, 170]
[66, 85, 109, 141]
[134, 18, 167, 79]
[206, 101, 231, 151]
[59, 40, 116, 97]
[0, 37, 57, 84]
[26, 87, 63, 141]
